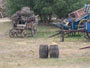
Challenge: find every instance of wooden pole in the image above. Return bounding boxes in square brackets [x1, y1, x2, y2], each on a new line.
[60, 32, 64, 42]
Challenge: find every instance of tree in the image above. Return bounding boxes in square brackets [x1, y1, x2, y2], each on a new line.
[33, 0, 55, 23]
[5, 0, 88, 23]
[5, 0, 34, 16]
[54, 0, 84, 18]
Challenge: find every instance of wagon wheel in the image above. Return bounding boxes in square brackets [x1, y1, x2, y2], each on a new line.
[9, 30, 14, 38]
[31, 28, 36, 37]
[9, 32, 17, 38]
[33, 23, 37, 32]
[13, 31, 17, 38]
[22, 30, 27, 37]
[9, 29, 17, 38]
[34, 25, 37, 33]
[31, 25, 37, 37]
[78, 19, 87, 30]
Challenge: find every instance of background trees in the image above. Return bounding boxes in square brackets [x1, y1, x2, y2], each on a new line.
[5, 0, 35, 15]
[54, 0, 83, 18]
[33, 0, 55, 23]
[5, 0, 90, 23]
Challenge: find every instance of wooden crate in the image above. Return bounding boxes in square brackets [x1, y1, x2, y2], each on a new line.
[69, 8, 88, 19]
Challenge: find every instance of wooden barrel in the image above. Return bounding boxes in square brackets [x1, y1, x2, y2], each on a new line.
[50, 45, 59, 58]
[39, 45, 48, 58]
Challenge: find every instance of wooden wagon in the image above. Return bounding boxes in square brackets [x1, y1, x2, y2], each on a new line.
[9, 21, 37, 38]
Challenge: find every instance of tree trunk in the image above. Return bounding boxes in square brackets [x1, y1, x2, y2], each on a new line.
[48, 14, 52, 23]
[39, 14, 52, 24]
[44, 15, 48, 24]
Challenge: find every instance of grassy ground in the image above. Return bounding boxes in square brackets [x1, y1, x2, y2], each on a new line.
[0, 21, 90, 68]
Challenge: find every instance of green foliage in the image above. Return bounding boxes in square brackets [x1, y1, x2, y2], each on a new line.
[34, 0, 55, 14]
[54, 0, 84, 17]
[5, 0, 34, 16]
[5, 0, 90, 22]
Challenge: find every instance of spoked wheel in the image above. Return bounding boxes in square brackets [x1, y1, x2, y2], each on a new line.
[14, 33, 18, 38]
[31, 29, 35, 37]
[9, 31, 14, 38]
[31, 27, 37, 37]
[9, 29, 17, 38]
[22, 30, 27, 37]
[78, 19, 87, 30]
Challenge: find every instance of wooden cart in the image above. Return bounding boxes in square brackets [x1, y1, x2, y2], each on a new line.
[9, 22, 37, 38]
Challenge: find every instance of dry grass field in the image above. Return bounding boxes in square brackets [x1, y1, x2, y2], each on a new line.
[0, 19, 90, 68]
